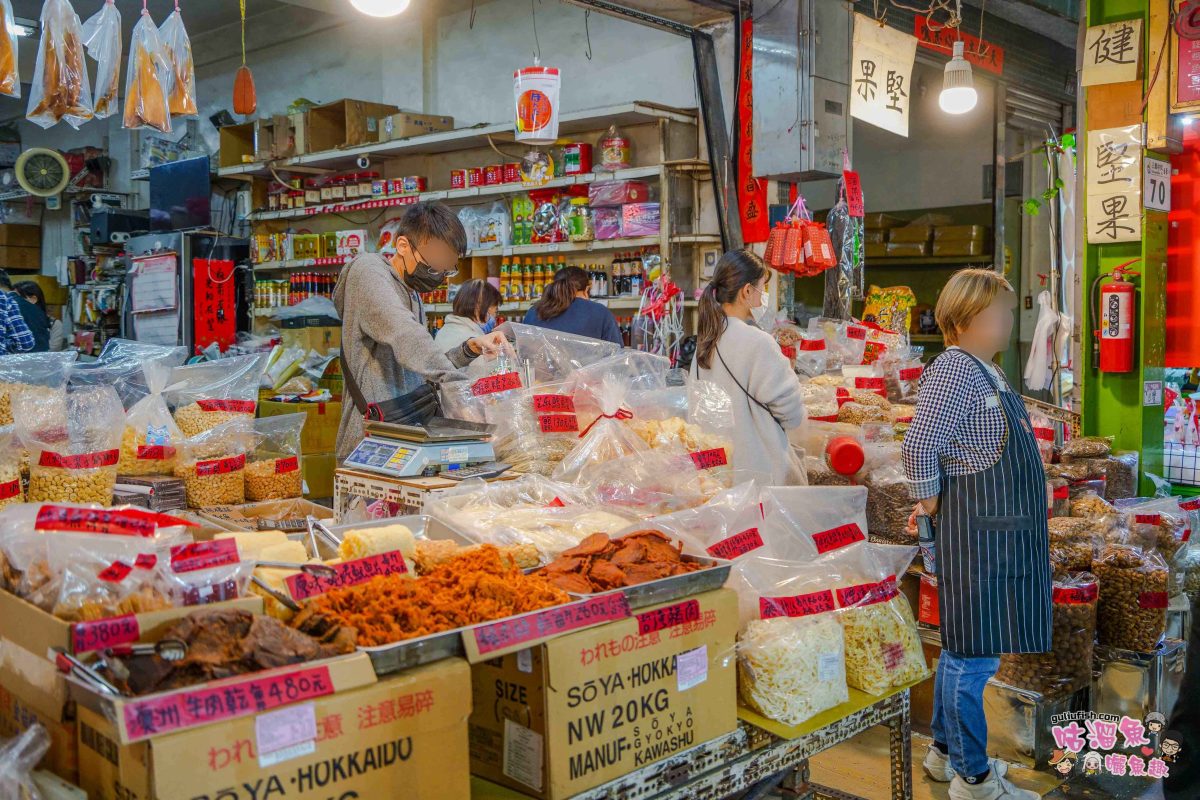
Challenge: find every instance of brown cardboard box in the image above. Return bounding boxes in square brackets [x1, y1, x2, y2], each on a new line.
[0, 639, 77, 783]
[296, 99, 400, 154]
[887, 225, 934, 243]
[933, 224, 989, 242]
[194, 498, 334, 531]
[0, 244, 41, 270]
[469, 589, 738, 799]
[77, 657, 471, 799]
[0, 223, 41, 247]
[885, 241, 930, 257]
[218, 121, 257, 168]
[304, 452, 337, 498]
[259, 400, 342, 454]
[865, 242, 888, 259]
[380, 112, 456, 141]
[932, 239, 987, 257]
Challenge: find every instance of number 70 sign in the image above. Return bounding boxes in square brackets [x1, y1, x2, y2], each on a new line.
[1144, 159, 1171, 212]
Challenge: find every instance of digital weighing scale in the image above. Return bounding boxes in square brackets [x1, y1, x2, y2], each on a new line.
[342, 418, 498, 478]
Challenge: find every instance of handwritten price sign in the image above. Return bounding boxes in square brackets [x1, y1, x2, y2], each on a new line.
[1054, 583, 1099, 604]
[637, 599, 701, 635]
[72, 614, 140, 653]
[197, 399, 257, 414]
[533, 394, 575, 413]
[0, 480, 20, 500]
[170, 539, 240, 573]
[136, 445, 176, 461]
[38, 449, 119, 469]
[34, 506, 191, 536]
[471, 372, 521, 397]
[759, 590, 836, 619]
[836, 576, 899, 608]
[472, 593, 631, 655]
[898, 367, 923, 381]
[275, 456, 300, 474]
[689, 448, 729, 470]
[811, 522, 865, 554]
[196, 454, 246, 477]
[285, 551, 409, 600]
[538, 414, 579, 434]
[705, 527, 763, 560]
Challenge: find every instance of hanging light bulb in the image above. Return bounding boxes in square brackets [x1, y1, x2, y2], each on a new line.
[349, 0, 411, 17]
[939, 41, 977, 114]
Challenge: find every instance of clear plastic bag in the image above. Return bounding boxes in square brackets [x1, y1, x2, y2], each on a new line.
[0, 351, 76, 426]
[996, 572, 1096, 697]
[167, 354, 268, 437]
[81, 0, 121, 118]
[91, 339, 187, 408]
[0, 725, 50, 799]
[808, 317, 866, 368]
[0, 428, 22, 510]
[118, 358, 183, 476]
[159, 546, 255, 607]
[627, 379, 736, 492]
[1105, 451, 1139, 501]
[1094, 542, 1169, 652]
[0, 0, 20, 98]
[173, 418, 253, 508]
[26, 0, 94, 128]
[440, 357, 525, 425]
[17, 386, 124, 507]
[122, 9, 171, 132]
[50, 533, 167, 621]
[862, 461, 913, 545]
[1060, 435, 1114, 459]
[760, 485, 870, 561]
[571, 443, 708, 516]
[246, 413, 305, 501]
[159, 6, 197, 117]
[490, 382, 582, 476]
[795, 334, 829, 379]
[620, 481, 765, 560]
[888, 356, 923, 403]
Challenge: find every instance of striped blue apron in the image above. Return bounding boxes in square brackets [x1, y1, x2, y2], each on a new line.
[935, 352, 1052, 656]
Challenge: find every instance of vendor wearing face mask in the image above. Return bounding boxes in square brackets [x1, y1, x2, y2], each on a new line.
[334, 202, 507, 460]
[437, 279, 502, 354]
[690, 250, 806, 485]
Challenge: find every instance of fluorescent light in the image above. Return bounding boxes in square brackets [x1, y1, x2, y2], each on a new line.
[348, 0, 411, 17]
[939, 41, 978, 115]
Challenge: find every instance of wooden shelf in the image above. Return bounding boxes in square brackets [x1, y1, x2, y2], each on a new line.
[910, 334, 944, 343]
[866, 255, 988, 267]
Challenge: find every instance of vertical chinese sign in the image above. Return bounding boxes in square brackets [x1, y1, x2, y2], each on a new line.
[1082, 19, 1143, 86]
[1086, 125, 1143, 244]
[737, 18, 769, 243]
[193, 258, 237, 352]
[850, 14, 918, 138]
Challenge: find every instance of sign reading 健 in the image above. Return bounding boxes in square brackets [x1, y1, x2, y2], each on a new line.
[1082, 19, 1143, 86]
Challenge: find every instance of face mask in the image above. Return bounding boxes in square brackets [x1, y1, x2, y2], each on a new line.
[751, 289, 772, 328]
[481, 316, 497, 334]
[406, 260, 448, 294]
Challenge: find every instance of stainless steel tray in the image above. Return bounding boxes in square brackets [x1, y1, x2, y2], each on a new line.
[359, 628, 466, 676]
[562, 556, 732, 610]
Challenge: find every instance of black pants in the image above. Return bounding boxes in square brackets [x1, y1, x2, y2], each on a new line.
[1165, 595, 1199, 798]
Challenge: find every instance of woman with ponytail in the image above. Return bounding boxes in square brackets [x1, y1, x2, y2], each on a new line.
[523, 266, 623, 345]
[691, 250, 806, 485]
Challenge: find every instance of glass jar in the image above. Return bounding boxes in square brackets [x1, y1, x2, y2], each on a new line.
[304, 179, 321, 206]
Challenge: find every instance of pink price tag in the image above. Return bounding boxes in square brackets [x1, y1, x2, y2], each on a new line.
[759, 590, 836, 619]
[72, 614, 140, 653]
[38, 449, 119, 469]
[0, 479, 19, 500]
[472, 593, 631, 655]
[1053, 584, 1098, 604]
[705, 527, 764, 560]
[843, 171, 864, 217]
[689, 448, 729, 470]
[636, 599, 701, 635]
[811, 522, 866, 554]
[170, 539, 240, 573]
[836, 575, 899, 608]
[34, 506, 192, 536]
[122, 665, 334, 741]
[285, 551, 409, 600]
[196, 399, 257, 414]
[274, 456, 300, 474]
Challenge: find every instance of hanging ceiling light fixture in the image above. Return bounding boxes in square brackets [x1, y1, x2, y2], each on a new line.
[349, 0, 411, 17]
[939, 40, 977, 114]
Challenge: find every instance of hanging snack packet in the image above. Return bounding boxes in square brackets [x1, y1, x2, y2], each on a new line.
[245, 413, 305, 501]
[118, 358, 183, 475]
[81, 0, 121, 118]
[26, 0, 94, 128]
[0, 0, 20, 98]
[159, 5, 197, 116]
[17, 386, 124, 507]
[122, 9, 171, 132]
[167, 354, 268, 437]
[174, 418, 254, 508]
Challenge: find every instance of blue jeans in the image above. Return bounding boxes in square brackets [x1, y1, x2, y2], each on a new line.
[931, 651, 1000, 777]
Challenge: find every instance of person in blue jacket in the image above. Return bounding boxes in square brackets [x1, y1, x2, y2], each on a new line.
[522, 266, 622, 346]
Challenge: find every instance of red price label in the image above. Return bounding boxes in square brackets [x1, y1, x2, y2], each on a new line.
[275, 456, 300, 474]
[780, 345, 797, 360]
[196, 399, 257, 414]
[136, 445, 176, 461]
[196, 454, 246, 477]
[1184, 528, 1193, 542]
[72, 614, 140, 653]
[170, 539, 240, 573]
[1033, 427, 1055, 443]
[799, 338, 826, 351]
[1134, 514, 1162, 525]
[539, 414, 579, 433]
[546, 497, 566, 508]
[855, 377, 885, 390]
[636, 599, 701, 635]
[1053, 583, 1098, 604]
[473, 593, 630, 654]
[705, 527, 764, 560]
[1053, 485, 1069, 500]
[899, 367, 923, 381]
[836, 575, 899, 608]
[809, 414, 839, 422]
[135, 553, 157, 570]
[0, 479, 19, 500]
[1180, 498, 1200, 511]
[285, 551, 409, 600]
[38, 449, 119, 469]
[471, 372, 521, 396]
[846, 326, 867, 341]
[1138, 591, 1169, 609]
[843, 171, 864, 217]
[759, 590, 836, 619]
[689, 448, 729, 470]
[811, 522, 866, 554]
[533, 394, 575, 413]
[97, 561, 134, 583]
[122, 665, 334, 742]
[34, 506, 192, 536]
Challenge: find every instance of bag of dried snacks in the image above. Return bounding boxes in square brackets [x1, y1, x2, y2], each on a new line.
[246, 413, 305, 501]
[173, 418, 254, 508]
[17, 386, 124, 507]
[0, 352, 75, 426]
[0, 0, 20, 98]
[167, 354, 267, 437]
[159, 5, 197, 116]
[26, 0, 93, 128]
[81, 0, 121, 118]
[122, 8, 170, 132]
[117, 358, 183, 476]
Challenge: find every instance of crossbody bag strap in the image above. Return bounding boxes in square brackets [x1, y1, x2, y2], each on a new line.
[715, 345, 785, 431]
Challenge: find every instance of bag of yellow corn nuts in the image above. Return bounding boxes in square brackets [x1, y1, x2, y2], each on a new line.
[173, 418, 254, 508]
[246, 412, 306, 502]
[165, 353, 268, 438]
[117, 358, 184, 476]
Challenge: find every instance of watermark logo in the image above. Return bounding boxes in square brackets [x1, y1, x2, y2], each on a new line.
[1048, 712, 1182, 781]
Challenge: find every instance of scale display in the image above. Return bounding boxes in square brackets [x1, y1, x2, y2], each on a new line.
[344, 436, 495, 478]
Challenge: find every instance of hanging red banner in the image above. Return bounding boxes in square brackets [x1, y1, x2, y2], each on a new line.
[914, 18, 1005, 76]
[737, 18, 769, 243]
[192, 258, 237, 353]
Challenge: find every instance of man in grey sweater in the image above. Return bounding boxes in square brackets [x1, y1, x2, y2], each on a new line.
[333, 202, 506, 459]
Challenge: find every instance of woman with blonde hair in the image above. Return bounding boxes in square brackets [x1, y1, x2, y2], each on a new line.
[902, 268, 1049, 800]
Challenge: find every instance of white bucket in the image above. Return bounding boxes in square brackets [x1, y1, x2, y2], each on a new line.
[514, 66, 561, 145]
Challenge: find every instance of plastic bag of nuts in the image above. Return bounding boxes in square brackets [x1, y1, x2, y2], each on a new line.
[1048, 517, 1101, 574]
[0, 427, 22, 511]
[863, 461, 913, 545]
[246, 413, 305, 502]
[1059, 435, 1113, 459]
[1094, 543, 1169, 652]
[166, 353, 268, 438]
[1104, 451, 1139, 501]
[995, 573, 1097, 697]
[173, 418, 253, 508]
[0, 351, 76, 426]
[16, 386, 124, 507]
[117, 358, 184, 476]
[1047, 479, 1070, 518]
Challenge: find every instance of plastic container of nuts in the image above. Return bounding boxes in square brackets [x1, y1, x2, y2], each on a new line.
[246, 413, 306, 501]
[996, 573, 1097, 697]
[1094, 543, 1169, 653]
[174, 418, 254, 508]
[167, 353, 269, 438]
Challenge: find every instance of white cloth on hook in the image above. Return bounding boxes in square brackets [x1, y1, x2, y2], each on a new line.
[1057, 148, 1077, 323]
[1024, 290, 1059, 392]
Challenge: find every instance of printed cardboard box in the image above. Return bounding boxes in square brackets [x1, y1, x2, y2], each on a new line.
[0, 638, 77, 783]
[77, 656, 471, 800]
[259, 399, 342, 454]
[469, 588, 738, 799]
[194, 498, 334, 532]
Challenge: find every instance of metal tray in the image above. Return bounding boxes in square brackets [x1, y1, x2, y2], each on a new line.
[359, 628, 466, 676]
[562, 555, 732, 610]
[287, 513, 477, 560]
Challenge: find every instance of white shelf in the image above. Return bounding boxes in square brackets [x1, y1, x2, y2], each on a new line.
[255, 298, 697, 319]
[253, 256, 349, 271]
[220, 103, 696, 178]
[468, 236, 661, 258]
[245, 166, 662, 223]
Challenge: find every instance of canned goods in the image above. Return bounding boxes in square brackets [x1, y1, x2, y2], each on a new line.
[466, 167, 484, 187]
[401, 176, 427, 194]
[450, 169, 468, 190]
[562, 143, 592, 175]
[372, 179, 389, 197]
[503, 163, 521, 183]
[390, 179, 406, 196]
[484, 165, 503, 185]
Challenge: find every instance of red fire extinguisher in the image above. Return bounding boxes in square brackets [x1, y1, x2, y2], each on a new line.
[1091, 259, 1140, 373]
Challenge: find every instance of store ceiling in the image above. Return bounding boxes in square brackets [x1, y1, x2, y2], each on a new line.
[9, 0, 291, 38]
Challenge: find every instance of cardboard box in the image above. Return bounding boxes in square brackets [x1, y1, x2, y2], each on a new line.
[0, 223, 41, 247]
[887, 225, 934, 243]
[334, 468, 519, 521]
[380, 112, 455, 142]
[194, 498, 334, 532]
[259, 400, 342, 454]
[297, 100, 400, 154]
[865, 242, 888, 259]
[884, 241, 929, 257]
[0, 244, 41, 271]
[0, 639, 77, 783]
[933, 224, 989, 242]
[304, 452, 337, 499]
[932, 239, 987, 257]
[25, 274, 67, 306]
[468, 588, 738, 799]
[218, 121, 257, 168]
[77, 657, 472, 800]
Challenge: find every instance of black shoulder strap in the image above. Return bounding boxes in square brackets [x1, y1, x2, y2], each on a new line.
[715, 345, 785, 431]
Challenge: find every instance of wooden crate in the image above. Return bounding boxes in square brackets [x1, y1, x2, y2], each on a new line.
[297, 99, 400, 154]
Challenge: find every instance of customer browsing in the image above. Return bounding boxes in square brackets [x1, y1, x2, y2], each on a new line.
[522, 266, 623, 346]
[902, 268, 1050, 800]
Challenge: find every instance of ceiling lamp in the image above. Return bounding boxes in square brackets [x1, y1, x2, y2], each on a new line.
[349, 0, 411, 17]
[939, 41, 977, 114]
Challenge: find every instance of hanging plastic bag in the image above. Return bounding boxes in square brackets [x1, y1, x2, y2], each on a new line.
[489, 381, 582, 476]
[824, 174, 865, 319]
[995, 572, 1097, 697]
[0, 0, 20, 98]
[166, 353, 268, 437]
[173, 418, 254, 508]
[117, 358, 184, 476]
[16, 386, 124, 507]
[159, 4, 197, 117]
[0, 351, 76, 426]
[246, 413, 305, 501]
[81, 0, 121, 119]
[123, 8, 171, 132]
[26, 0, 94, 128]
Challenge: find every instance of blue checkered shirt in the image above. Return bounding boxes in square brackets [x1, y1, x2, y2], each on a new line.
[901, 347, 1010, 500]
[0, 292, 34, 355]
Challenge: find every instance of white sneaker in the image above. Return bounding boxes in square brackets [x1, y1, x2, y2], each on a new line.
[948, 764, 1038, 800]
[923, 745, 954, 782]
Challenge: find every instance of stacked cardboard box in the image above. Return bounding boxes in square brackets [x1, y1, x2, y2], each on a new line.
[260, 399, 341, 499]
[0, 224, 41, 271]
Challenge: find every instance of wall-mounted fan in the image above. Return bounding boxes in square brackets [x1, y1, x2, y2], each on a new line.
[16, 148, 70, 208]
